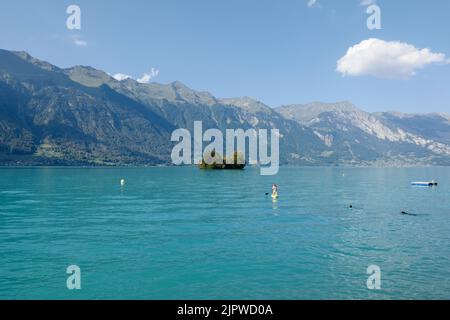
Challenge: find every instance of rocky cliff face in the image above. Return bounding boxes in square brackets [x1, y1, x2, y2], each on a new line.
[276, 102, 450, 166]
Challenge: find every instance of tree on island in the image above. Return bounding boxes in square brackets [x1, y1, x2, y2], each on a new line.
[198, 149, 245, 170]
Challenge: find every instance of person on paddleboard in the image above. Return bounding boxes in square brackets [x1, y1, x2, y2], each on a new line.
[272, 184, 279, 198]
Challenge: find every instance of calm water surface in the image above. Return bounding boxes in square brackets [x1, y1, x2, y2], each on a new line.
[0, 167, 449, 299]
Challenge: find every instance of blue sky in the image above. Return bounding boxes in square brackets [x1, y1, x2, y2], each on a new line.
[0, 0, 449, 113]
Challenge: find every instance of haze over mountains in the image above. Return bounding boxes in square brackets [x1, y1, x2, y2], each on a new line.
[0, 49, 449, 166]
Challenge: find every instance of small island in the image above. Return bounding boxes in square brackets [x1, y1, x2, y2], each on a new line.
[198, 150, 246, 170]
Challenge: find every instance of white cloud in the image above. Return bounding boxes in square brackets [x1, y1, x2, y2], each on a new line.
[72, 35, 87, 47]
[307, 0, 319, 8]
[337, 38, 449, 79]
[113, 68, 160, 83]
[113, 73, 133, 81]
[137, 74, 152, 84]
[137, 68, 160, 84]
[360, 0, 376, 6]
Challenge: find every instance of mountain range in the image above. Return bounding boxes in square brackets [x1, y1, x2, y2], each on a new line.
[1, 49, 449, 166]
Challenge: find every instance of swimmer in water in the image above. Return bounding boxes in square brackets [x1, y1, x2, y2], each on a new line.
[402, 211, 418, 216]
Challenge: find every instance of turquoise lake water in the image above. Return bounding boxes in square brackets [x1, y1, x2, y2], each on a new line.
[0, 167, 449, 300]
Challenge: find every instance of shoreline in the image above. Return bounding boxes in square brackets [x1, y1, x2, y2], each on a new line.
[0, 164, 445, 169]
